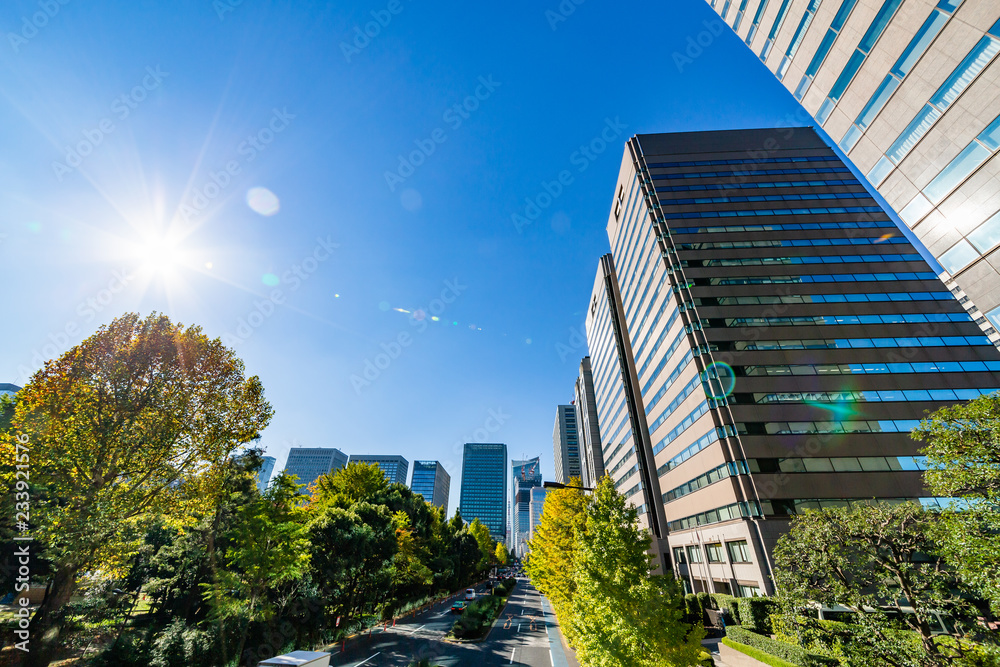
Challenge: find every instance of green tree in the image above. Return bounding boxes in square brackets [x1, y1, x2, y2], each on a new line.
[0, 313, 272, 667]
[468, 518, 495, 572]
[569, 476, 703, 667]
[203, 473, 310, 666]
[773, 503, 989, 666]
[914, 396, 1000, 613]
[309, 461, 389, 508]
[525, 476, 589, 643]
[495, 542, 508, 566]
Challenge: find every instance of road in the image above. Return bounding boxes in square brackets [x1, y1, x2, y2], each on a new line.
[326, 577, 577, 667]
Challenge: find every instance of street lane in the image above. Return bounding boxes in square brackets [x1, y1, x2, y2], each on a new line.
[325, 578, 561, 667]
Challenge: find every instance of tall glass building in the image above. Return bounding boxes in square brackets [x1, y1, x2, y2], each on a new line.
[283, 447, 349, 493]
[410, 460, 451, 509]
[459, 443, 508, 542]
[552, 405, 582, 484]
[528, 486, 550, 542]
[348, 454, 409, 485]
[704, 0, 1000, 344]
[511, 457, 542, 556]
[257, 455, 276, 493]
[588, 127, 1000, 595]
[574, 356, 606, 489]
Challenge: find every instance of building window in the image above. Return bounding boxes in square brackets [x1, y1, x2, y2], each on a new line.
[738, 584, 762, 597]
[706, 543, 725, 563]
[687, 545, 703, 563]
[727, 540, 752, 563]
[673, 547, 686, 565]
[941, 240, 979, 275]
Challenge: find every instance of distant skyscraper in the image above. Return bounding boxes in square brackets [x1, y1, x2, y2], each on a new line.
[0, 383, 21, 397]
[257, 456, 276, 493]
[410, 460, 451, 508]
[589, 127, 1000, 596]
[459, 443, 507, 542]
[575, 357, 605, 488]
[511, 457, 542, 557]
[349, 454, 409, 485]
[552, 405, 581, 484]
[283, 447, 348, 492]
[528, 486, 550, 542]
[704, 0, 1000, 344]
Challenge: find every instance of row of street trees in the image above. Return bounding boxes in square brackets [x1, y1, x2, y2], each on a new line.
[0, 313, 502, 666]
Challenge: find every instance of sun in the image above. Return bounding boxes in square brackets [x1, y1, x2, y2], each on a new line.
[132, 234, 188, 278]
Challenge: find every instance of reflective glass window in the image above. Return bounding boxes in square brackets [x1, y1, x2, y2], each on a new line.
[924, 142, 991, 204]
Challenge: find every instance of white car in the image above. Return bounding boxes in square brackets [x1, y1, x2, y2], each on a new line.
[465, 588, 476, 601]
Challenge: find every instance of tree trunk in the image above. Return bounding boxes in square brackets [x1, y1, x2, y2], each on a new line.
[24, 564, 77, 667]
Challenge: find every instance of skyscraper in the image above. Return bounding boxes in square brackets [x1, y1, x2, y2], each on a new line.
[349, 454, 409, 485]
[459, 443, 507, 542]
[282, 447, 348, 492]
[574, 357, 606, 488]
[511, 457, 542, 557]
[528, 486, 550, 542]
[589, 127, 1000, 595]
[704, 0, 1000, 343]
[410, 460, 451, 509]
[257, 455, 276, 493]
[552, 405, 582, 484]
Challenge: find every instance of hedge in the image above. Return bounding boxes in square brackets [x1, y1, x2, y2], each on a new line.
[684, 594, 702, 626]
[725, 625, 839, 667]
[722, 637, 799, 667]
[738, 597, 778, 634]
[450, 594, 507, 640]
[710, 593, 741, 624]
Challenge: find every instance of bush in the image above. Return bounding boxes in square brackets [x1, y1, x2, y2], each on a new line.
[770, 613, 851, 656]
[150, 618, 221, 667]
[725, 626, 838, 667]
[450, 594, 507, 640]
[90, 630, 153, 667]
[710, 593, 741, 624]
[738, 596, 778, 634]
[722, 637, 799, 667]
[685, 593, 703, 626]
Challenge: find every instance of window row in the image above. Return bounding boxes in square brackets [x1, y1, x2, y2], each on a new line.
[689, 252, 922, 267]
[648, 155, 841, 169]
[671, 220, 893, 234]
[759, 497, 953, 516]
[794, 0, 860, 100]
[715, 312, 970, 327]
[644, 350, 695, 415]
[648, 375, 705, 434]
[676, 235, 907, 250]
[667, 500, 761, 532]
[640, 329, 687, 393]
[749, 455, 927, 474]
[729, 334, 992, 350]
[651, 401, 711, 456]
[940, 209, 1000, 275]
[673, 539, 752, 565]
[652, 166, 852, 181]
[662, 460, 748, 503]
[696, 291, 953, 307]
[738, 387, 999, 404]
[663, 191, 873, 206]
[735, 419, 922, 435]
[776, 0, 820, 79]
[667, 205, 883, 219]
[656, 177, 860, 193]
[656, 429, 724, 477]
[759, 0, 794, 61]
[741, 360, 1000, 376]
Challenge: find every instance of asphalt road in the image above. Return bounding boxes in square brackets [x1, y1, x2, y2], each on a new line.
[325, 577, 573, 667]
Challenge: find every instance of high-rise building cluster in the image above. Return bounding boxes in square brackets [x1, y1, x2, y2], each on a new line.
[511, 457, 542, 557]
[569, 126, 1000, 597]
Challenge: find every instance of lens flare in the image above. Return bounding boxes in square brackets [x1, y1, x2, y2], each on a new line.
[703, 361, 736, 399]
[246, 187, 280, 216]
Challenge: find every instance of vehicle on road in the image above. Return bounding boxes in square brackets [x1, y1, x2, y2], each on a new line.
[451, 601, 467, 613]
[464, 588, 476, 601]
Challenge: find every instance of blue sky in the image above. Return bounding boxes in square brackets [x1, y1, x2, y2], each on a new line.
[0, 0, 909, 515]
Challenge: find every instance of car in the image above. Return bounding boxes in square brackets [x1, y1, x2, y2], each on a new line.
[465, 588, 476, 601]
[450, 601, 467, 613]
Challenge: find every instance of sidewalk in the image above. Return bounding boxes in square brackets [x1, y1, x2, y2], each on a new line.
[538, 596, 580, 667]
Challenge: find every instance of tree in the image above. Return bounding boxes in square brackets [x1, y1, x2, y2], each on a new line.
[525, 476, 589, 643]
[203, 473, 310, 666]
[0, 313, 273, 667]
[569, 476, 703, 667]
[913, 396, 1000, 613]
[309, 461, 390, 509]
[467, 518, 494, 572]
[494, 542, 508, 566]
[773, 503, 990, 666]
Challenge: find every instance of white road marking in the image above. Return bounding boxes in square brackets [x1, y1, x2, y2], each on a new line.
[510, 647, 516, 664]
[354, 653, 381, 667]
[410, 624, 425, 634]
[517, 623, 521, 632]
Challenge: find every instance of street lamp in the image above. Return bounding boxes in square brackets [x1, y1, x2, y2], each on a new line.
[542, 481, 594, 491]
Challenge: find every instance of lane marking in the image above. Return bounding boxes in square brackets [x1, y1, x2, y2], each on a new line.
[354, 653, 381, 667]
[410, 624, 425, 634]
[510, 647, 516, 664]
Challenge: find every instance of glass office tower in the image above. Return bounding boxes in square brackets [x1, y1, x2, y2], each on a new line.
[283, 447, 349, 493]
[574, 356, 606, 489]
[590, 127, 1000, 595]
[349, 454, 409, 485]
[552, 405, 582, 484]
[705, 0, 1000, 344]
[511, 457, 542, 556]
[410, 460, 451, 509]
[459, 443, 508, 542]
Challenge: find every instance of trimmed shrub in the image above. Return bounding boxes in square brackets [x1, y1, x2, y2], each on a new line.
[697, 592, 712, 621]
[722, 637, 799, 667]
[725, 626, 838, 667]
[738, 596, 778, 634]
[451, 594, 506, 640]
[710, 593, 741, 624]
[685, 593, 703, 626]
